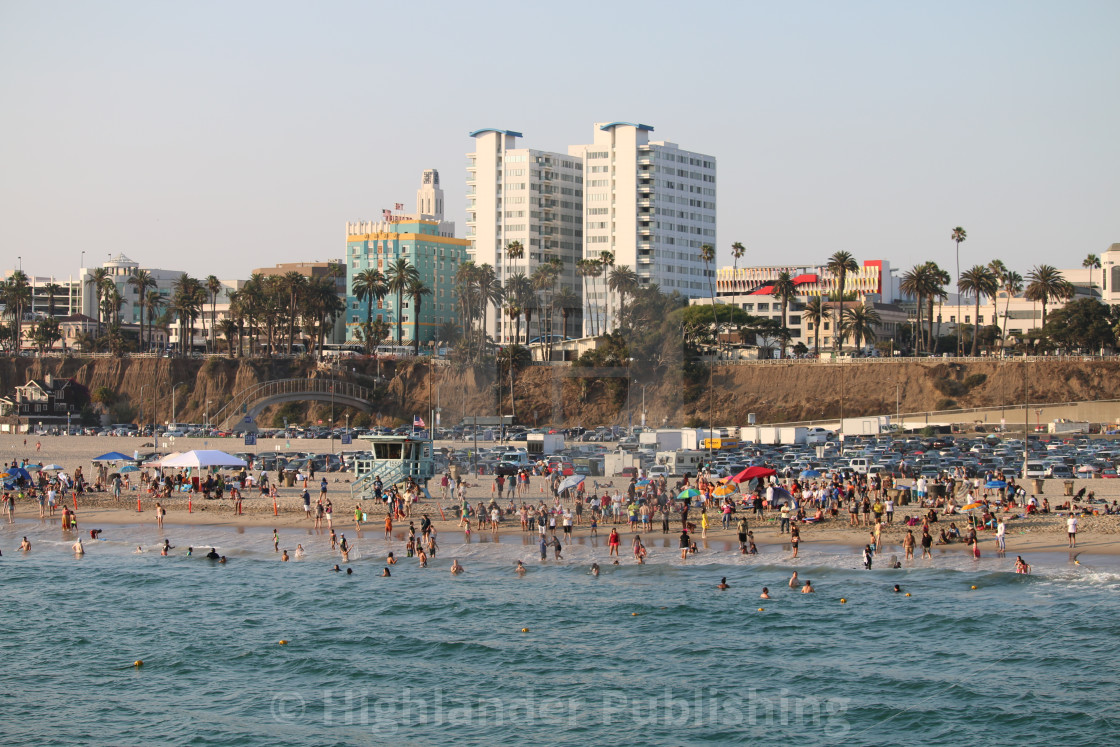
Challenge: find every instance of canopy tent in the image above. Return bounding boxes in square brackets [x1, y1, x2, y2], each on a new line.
[159, 450, 248, 469]
[768, 487, 794, 507]
[143, 452, 180, 468]
[92, 451, 132, 462]
[729, 466, 776, 484]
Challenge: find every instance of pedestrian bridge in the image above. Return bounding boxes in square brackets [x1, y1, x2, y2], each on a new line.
[212, 378, 375, 430]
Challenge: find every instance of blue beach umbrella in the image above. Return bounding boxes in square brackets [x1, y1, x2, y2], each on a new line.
[985, 480, 1007, 489]
[800, 469, 822, 478]
[92, 451, 132, 462]
[677, 488, 700, 500]
[119, 464, 140, 474]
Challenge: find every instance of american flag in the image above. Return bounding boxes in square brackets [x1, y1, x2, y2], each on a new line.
[395, 203, 404, 210]
[413, 415, 426, 428]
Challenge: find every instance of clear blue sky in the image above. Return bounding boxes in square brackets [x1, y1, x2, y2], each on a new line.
[1, 0, 1117, 282]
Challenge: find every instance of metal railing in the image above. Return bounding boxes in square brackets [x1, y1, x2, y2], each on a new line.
[211, 378, 375, 429]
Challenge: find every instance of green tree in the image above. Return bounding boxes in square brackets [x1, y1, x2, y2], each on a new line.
[217, 318, 238, 357]
[1041, 298, 1115, 351]
[504, 272, 533, 345]
[86, 267, 110, 334]
[699, 244, 717, 349]
[1, 271, 32, 352]
[958, 264, 999, 355]
[43, 282, 64, 318]
[29, 317, 63, 354]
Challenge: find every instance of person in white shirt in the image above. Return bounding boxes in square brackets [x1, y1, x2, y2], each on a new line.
[1067, 515, 1078, 547]
[996, 518, 1006, 551]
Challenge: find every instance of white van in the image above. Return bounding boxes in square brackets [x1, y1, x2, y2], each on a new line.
[848, 458, 870, 475]
[501, 450, 530, 466]
[1025, 462, 1047, 479]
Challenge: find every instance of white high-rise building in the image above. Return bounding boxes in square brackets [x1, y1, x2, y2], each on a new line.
[466, 129, 584, 343]
[569, 122, 717, 334]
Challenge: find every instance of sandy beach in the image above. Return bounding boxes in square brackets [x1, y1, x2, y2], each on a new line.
[5, 433, 1120, 557]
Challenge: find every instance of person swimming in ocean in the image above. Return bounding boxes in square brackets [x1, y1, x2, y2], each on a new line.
[801, 580, 814, 593]
[717, 577, 730, 590]
[206, 548, 220, 560]
[893, 584, 902, 593]
[590, 563, 599, 577]
[450, 559, 464, 574]
[331, 564, 341, 572]
[1015, 555, 1031, 574]
[788, 571, 799, 588]
[72, 538, 84, 555]
[760, 587, 770, 599]
[381, 567, 391, 577]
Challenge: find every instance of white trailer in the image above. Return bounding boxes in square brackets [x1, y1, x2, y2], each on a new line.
[527, 433, 565, 456]
[656, 450, 707, 476]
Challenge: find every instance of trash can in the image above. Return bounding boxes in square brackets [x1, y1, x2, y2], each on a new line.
[1063, 480, 1074, 497]
[1031, 478, 1044, 494]
[283, 470, 296, 487]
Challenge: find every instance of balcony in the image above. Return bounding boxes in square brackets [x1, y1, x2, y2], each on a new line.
[637, 197, 654, 208]
[638, 183, 652, 194]
[637, 155, 653, 166]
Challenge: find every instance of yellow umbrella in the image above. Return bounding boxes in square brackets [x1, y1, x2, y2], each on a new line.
[962, 502, 984, 510]
[713, 483, 738, 498]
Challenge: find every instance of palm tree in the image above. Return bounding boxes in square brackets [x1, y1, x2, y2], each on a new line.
[127, 269, 156, 351]
[504, 272, 533, 344]
[504, 241, 524, 342]
[352, 268, 387, 355]
[900, 265, 928, 353]
[826, 251, 859, 353]
[217, 318, 237, 357]
[144, 290, 165, 351]
[606, 265, 639, 331]
[998, 270, 1023, 351]
[1025, 264, 1074, 329]
[958, 265, 999, 356]
[385, 258, 420, 346]
[986, 260, 1007, 341]
[281, 271, 306, 354]
[730, 241, 746, 311]
[406, 278, 432, 353]
[927, 263, 950, 353]
[575, 259, 598, 337]
[553, 288, 581, 340]
[950, 227, 967, 354]
[205, 275, 223, 354]
[770, 271, 796, 357]
[841, 305, 882, 352]
[802, 296, 825, 357]
[2, 271, 31, 352]
[43, 282, 64, 318]
[171, 274, 205, 355]
[477, 263, 504, 345]
[86, 267, 110, 334]
[599, 250, 615, 332]
[303, 277, 345, 356]
[1083, 254, 1101, 297]
[699, 244, 717, 349]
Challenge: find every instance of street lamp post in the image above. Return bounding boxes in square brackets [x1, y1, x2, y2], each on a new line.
[641, 384, 647, 429]
[140, 385, 147, 430]
[171, 382, 183, 425]
[206, 399, 212, 430]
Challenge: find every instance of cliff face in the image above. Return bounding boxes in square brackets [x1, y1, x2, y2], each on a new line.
[3, 356, 1119, 428]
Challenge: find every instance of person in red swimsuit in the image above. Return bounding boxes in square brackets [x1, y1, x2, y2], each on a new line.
[607, 528, 620, 556]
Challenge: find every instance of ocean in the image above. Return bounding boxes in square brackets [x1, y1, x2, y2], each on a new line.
[2, 520, 1118, 746]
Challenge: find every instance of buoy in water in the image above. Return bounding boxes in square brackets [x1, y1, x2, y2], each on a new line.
[757, 607, 764, 612]
[279, 640, 288, 645]
[905, 593, 911, 597]
[521, 628, 529, 633]
[840, 598, 847, 604]
[970, 585, 977, 590]
[632, 612, 639, 616]
[133, 660, 143, 667]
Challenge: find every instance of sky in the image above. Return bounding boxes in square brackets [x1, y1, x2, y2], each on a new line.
[1, 0, 1117, 283]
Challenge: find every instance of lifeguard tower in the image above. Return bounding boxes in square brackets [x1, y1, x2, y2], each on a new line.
[350, 434, 434, 501]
